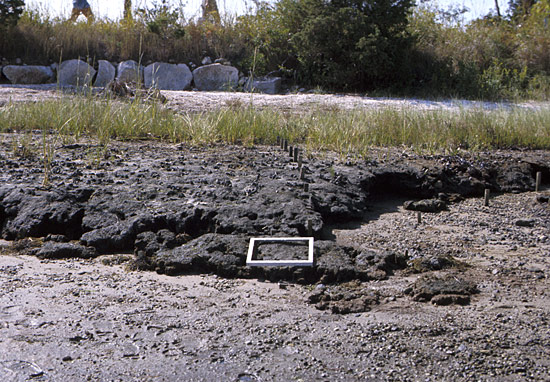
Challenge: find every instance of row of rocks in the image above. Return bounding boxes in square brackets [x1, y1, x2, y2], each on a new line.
[0, 59, 282, 94]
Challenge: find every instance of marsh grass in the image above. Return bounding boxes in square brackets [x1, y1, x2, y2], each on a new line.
[1, 96, 549, 159]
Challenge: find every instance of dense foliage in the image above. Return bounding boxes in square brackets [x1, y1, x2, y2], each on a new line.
[408, 0, 550, 99]
[508, 0, 537, 18]
[0, 0, 25, 30]
[270, 0, 414, 90]
[0, 0, 549, 100]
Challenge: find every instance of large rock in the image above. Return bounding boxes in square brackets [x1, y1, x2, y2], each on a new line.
[80, 222, 136, 254]
[2, 65, 54, 84]
[308, 284, 379, 314]
[116, 60, 143, 84]
[2, 141, 550, 287]
[144, 62, 192, 90]
[94, 60, 116, 87]
[192, 63, 238, 91]
[58, 59, 96, 86]
[245, 76, 282, 94]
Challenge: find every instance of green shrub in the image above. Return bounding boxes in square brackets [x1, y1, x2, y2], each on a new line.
[136, 0, 185, 39]
[235, 2, 297, 76]
[406, 2, 550, 100]
[287, 0, 414, 90]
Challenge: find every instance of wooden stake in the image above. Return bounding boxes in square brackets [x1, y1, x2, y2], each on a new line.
[417, 211, 422, 224]
[484, 189, 490, 207]
[536, 172, 542, 192]
[299, 167, 305, 180]
[303, 183, 309, 192]
[307, 219, 313, 236]
[293, 148, 299, 162]
[283, 140, 288, 151]
[289, 146, 293, 157]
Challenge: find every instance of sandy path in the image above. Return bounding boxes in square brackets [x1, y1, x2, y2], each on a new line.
[1, 84, 548, 113]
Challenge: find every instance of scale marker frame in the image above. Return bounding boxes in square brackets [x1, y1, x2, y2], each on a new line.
[246, 237, 314, 267]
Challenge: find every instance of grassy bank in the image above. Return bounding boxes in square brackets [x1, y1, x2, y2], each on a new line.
[1, 97, 549, 158]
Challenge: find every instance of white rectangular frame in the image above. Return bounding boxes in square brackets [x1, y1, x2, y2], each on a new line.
[246, 237, 314, 267]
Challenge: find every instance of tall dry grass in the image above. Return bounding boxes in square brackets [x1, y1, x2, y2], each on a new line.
[0, 8, 254, 70]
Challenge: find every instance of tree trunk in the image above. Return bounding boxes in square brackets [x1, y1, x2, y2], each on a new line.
[494, 0, 501, 18]
[124, 0, 132, 20]
[201, 0, 221, 24]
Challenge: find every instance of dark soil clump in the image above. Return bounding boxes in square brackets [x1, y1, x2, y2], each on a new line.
[405, 273, 479, 305]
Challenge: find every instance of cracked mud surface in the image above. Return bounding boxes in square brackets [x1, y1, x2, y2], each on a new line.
[1, 87, 550, 380]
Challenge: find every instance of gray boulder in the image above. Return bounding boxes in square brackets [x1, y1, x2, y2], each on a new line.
[144, 62, 192, 90]
[116, 60, 143, 84]
[2, 65, 54, 84]
[94, 60, 116, 87]
[245, 76, 282, 94]
[192, 63, 238, 91]
[58, 59, 96, 86]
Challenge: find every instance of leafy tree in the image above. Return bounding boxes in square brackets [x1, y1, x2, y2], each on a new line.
[285, 0, 415, 90]
[508, 0, 537, 17]
[0, 0, 25, 30]
[137, 0, 185, 39]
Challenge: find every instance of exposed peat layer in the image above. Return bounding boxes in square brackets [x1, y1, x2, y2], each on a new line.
[1, 134, 549, 292]
[1, 87, 550, 380]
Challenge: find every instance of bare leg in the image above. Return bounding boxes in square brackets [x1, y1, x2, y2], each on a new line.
[82, 7, 94, 22]
[69, 8, 81, 22]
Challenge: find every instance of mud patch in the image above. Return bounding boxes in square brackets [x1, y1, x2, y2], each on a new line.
[407, 254, 468, 273]
[308, 282, 380, 314]
[405, 273, 479, 305]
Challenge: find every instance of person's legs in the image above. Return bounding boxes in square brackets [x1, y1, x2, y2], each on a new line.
[69, 8, 81, 22]
[82, 7, 94, 22]
[70, 7, 93, 22]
